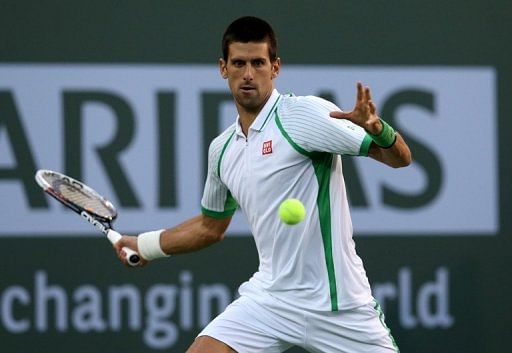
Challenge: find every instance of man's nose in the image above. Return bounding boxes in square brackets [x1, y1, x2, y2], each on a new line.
[243, 64, 254, 80]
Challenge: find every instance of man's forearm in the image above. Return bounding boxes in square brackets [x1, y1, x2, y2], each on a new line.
[368, 133, 412, 168]
[160, 214, 231, 255]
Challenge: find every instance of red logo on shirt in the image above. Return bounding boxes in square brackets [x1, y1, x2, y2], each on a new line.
[262, 140, 273, 155]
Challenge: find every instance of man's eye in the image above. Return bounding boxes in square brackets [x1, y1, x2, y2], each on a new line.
[233, 61, 244, 67]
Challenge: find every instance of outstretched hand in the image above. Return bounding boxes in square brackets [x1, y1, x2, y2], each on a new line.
[329, 82, 383, 135]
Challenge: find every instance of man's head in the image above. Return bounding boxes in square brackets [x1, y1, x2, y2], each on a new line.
[220, 16, 280, 116]
[222, 16, 278, 62]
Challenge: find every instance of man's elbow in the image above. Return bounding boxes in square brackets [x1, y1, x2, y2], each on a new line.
[392, 152, 412, 168]
[203, 229, 225, 244]
[403, 149, 413, 166]
[200, 214, 231, 245]
[390, 134, 412, 168]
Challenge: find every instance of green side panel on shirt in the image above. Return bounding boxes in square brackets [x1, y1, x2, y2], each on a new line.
[312, 153, 338, 311]
[275, 113, 339, 311]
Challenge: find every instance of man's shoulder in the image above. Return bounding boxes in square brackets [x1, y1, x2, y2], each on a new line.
[208, 123, 237, 157]
[213, 122, 237, 141]
[279, 94, 338, 114]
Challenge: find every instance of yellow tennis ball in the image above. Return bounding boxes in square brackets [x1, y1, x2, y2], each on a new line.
[279, 198, 306, 225]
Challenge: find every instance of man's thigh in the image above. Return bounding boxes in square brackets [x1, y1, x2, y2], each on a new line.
[196, 295, 296, 353]
[306, 300, 399, 353]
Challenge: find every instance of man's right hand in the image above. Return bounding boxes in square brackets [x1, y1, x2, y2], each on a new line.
[113, 235, 148, 267]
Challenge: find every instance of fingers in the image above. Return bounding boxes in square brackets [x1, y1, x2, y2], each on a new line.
[357, 81, 364, 102]
[369, 100, 376, 115]
[357, 81, 373, 102]
[118, 248, 128, 265]
[113, 235, 144, 267]
[357, 82, 378, 115]
[365, 86, 372, 102]
[333, 82, 376, 124]
[359, 82, 372, 100]
[114, 242, 128, 265]
[365, 86, 377, 113]
[329, 111, 351, 119]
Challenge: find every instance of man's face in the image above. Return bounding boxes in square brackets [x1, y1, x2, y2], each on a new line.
[220, 41, 280, 114]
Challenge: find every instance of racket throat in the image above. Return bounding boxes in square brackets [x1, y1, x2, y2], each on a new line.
[80, 211, 109, 235]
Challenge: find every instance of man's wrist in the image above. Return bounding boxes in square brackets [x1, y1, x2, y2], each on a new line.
[137, 229, 169, 261]
[367, 119, 397, 148]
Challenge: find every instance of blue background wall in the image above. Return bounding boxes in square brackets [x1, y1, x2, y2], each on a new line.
[1, 1, 511, 352]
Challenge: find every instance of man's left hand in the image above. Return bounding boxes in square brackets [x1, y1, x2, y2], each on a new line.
[329, 81, 382, 135]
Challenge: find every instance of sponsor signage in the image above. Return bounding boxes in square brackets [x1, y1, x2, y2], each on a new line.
[0, 65, 497, 236]
[0, 266, 453, 350]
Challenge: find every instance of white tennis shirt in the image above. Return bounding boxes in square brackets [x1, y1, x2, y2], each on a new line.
[201, 89, 374, 311]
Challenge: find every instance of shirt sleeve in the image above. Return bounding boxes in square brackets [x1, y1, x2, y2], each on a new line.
[278, 95, 372, 156]
[201, 128, 238, 219]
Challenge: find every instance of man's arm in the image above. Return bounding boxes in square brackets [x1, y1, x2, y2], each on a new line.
[329, 81, 412, 168]
[160, 214, 232, 254]
[367, 132, 411, 168]
[114, 214, 232, 266]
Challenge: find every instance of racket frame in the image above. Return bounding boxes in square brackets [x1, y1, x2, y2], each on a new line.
[35, 169, 140, 266]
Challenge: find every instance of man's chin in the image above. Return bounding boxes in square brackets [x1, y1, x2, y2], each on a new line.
[236, 96, 262, 112]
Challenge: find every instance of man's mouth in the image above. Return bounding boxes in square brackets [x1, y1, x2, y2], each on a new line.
[240, 85, 255, 92]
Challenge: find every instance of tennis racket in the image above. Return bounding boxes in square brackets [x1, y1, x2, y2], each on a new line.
[35, 169, 140, 266]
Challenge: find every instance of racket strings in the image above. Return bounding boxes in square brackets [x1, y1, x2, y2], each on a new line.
[44, 174, 115, 219]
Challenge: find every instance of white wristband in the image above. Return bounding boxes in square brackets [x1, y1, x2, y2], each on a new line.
[137, 229, 169, 261]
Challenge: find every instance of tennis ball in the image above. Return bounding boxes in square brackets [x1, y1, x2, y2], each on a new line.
[279, 198, 306, 225]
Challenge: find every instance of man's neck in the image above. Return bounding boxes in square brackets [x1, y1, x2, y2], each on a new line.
[237, 90, 274, 137]
[238, 110, 258, 137]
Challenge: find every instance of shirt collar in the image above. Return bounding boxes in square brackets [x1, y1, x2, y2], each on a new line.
[235, 89, 281, 137]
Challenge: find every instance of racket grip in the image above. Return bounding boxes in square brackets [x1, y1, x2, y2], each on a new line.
[107, 230, 141, 267]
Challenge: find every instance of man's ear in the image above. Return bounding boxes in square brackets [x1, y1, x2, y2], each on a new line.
[271, 57, 281, 79]
[219, 58, 228, 79]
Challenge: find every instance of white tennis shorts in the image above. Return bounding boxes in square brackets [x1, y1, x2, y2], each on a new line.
[198, 292, 399, 353]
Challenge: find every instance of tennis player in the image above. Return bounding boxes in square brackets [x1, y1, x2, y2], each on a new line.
[115, 16, 411, 353]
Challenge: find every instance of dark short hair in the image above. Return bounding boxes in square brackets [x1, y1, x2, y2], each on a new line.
[222, 16, 278, 61]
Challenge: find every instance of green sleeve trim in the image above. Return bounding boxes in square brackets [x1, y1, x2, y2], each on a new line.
[201, 206, 236, 219]
[223, 190, 238, 212]
[359, 134, 373, 156]
[201, 190, 238, 219]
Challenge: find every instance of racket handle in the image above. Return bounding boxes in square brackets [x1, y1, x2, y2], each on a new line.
[107, 230, 141, 267]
